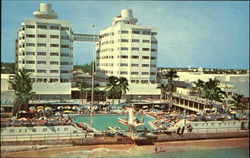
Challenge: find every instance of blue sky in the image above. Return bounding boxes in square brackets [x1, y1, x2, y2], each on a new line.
[1, 1, 249, 69]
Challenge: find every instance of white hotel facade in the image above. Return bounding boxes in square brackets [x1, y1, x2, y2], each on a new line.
[96, 10, 158, 84]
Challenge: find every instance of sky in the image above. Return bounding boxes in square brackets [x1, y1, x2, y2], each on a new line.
[1, 1, 249, 69]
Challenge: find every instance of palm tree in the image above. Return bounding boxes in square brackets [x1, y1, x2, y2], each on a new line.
[163, 69, 179, 84]
[118, 77, 129, 101]
[163, 70, 179, 111]
[194, 78, 227, 109]
[76, 81, 90, 105]
[193, 79, 205, 97]
[229, 94, 248, 114]
[9, 69, 35, 116]
[105, 76, 121, 105]
[159, 84, 170, 100]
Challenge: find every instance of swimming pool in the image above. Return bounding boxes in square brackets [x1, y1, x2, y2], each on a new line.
[74, 114, 156, 131]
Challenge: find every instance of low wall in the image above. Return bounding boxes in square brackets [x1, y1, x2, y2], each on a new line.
[157, 131, 249, 142]
[2, 131, 249, 146]
[2, 136, 134, 146]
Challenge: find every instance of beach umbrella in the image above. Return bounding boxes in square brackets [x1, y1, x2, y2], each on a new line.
[63, 110, 74, 114]
[64, 106, 71, 109]
[39, 116, 47, 120]
[72, 106, 79, 110]
[29, 109, 36, 113]
[57, 106, 64, 110]
[18, 110, 27, 113]
[45, 106, 52, 110]
[154, 105, 160, 108]
[19, 117, 27, 121]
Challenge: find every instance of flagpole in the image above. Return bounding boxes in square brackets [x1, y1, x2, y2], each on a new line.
[90, 24, 95, 128]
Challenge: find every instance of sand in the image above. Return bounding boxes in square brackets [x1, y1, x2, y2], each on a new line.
[1, 138, 249, 158]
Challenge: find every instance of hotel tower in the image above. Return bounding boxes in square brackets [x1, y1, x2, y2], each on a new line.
[96, 9, 158, 84]
[16, 3, 73, 84]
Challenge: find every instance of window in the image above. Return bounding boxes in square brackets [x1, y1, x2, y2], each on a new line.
[132, 39, 139, 43]
[151, 32, 157, 35]
[143, 31, 151, 35]
[132, 47, 139, 51]
[26, 60, 35, 64]
[61, 70, 69, 73]
[50, 70, 59, 73]
[10, 129, 14, 133]
[61, 62, 69, 65]
[26, 34, 35, 38]
[151, 41, 157, 44]
[37, 52, 46, 56]
[121, 47, 128, 51]
[142, 72, 149, 75]
[50, 35, 59, 39]
[132, 56, 139, 59]
[142, 40, 150, 43]
[32, 129, 36, 132]
[121, 39, 129, 42]
[26, 69, 35, 73]
[43, 128, 47, 132]
[141, 80, 148, 84]
[151, 49, 157, 52]
[61, 27, 69, 30]
[37, 69, 46, 73]
[120, 71, 128, 74]
[61, 45, 69, 48]
[37, 78, 43, 82]
[37, 34, 46, 38]
[37, 43, 46, 47]
[121, 30, 129, 34]
[150, 72, 156, 75]
[120, 63, 128, 67]
[61, 53, 69, 57]
[50, 61, 59, 65]
[151, 64, 156, 67]
[142, 64, 149, 67]
[142, 48, 150, 51]
[64, 128, 68, 131]
[50, 52, 59, 56]
[37, 61, 46, 64]
[121, 55, 128, 59]
[26, 52, 35, 55]
[50, 44, 59, 47]
[37, 25, 46, 29]
[61, 36, 69, 40]
[151, 56, 157, 60]
[26, 43, 35, 47]
[26, 25, 35, 29]
[142, 56, 149, 59]
[50, 26, 60, 30]
[132, 30, 140, 34]
[131, 64, 139, 67]
[131, 72, 138, 75]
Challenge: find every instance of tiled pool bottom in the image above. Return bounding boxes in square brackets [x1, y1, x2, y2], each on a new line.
[74, 114, 156, 131]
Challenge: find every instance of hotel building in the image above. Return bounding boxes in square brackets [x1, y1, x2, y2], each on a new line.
[96, 9, 158, 84]
[15, 3, 73, 100]
[16, 3, 73, 83]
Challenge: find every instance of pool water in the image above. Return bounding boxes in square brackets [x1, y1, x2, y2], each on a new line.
[74, 114, 156, 131]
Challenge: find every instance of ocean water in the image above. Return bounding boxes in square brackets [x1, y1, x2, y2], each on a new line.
[74, 114, 155, 131]
[50, 147, 249, 158]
